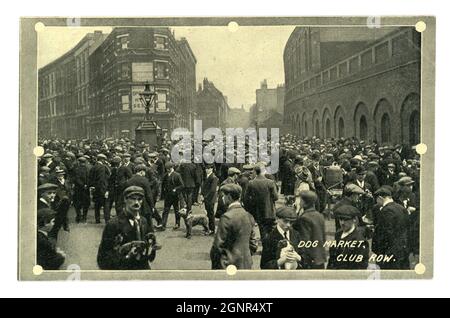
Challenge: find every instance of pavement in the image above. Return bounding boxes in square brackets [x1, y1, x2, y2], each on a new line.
[57, 196, 337, 270]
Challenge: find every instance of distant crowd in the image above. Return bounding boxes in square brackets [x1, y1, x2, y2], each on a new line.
[36, 134, 421, 271]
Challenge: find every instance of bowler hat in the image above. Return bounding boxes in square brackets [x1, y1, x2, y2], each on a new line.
[276, 206, 297, 221]
[123, 186, 145, 198]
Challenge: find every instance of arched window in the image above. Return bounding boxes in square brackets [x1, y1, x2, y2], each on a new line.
[304, 122, 308, 138]
[315, 119, 320, 137]
[409, 110, 420, 145]
[381, 113, 391, 143]
[325, 118, 331, 138]
[360, 116, 368, 140]
[338, 117, 345, 138]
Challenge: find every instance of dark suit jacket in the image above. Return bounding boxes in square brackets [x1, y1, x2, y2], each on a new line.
[281, 159, 296, 195]
[37, 231, 65, 270]
[293, 208, 327, 266]
[161, 171, 184, 199]
[202, 172, 218, 204]
[327, 226, 369, 270]
[243, 175, 278, 221]
[177, 162, 198, 188]
[260, 227, 302, 269]
[97, 214, 155, 270]
[89, 162, 111, 195]
[117, 163, 133, 187]
[372, 201, 410, 266]
[210, 204, 257, 269]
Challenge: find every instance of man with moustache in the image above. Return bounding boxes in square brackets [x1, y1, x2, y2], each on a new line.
[97, 186, 160, 270]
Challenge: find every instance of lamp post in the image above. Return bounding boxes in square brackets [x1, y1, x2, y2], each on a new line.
[135, 81, 162, 148]
[139, 82, 157, 121]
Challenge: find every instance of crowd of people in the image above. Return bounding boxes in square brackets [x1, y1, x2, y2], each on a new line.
[36, 133, 421, 271]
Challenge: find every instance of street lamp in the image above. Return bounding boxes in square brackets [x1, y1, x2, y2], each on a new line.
[139, 82, 157, 120]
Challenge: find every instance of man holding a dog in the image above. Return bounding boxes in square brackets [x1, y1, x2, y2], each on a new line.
[97, 186, 160, 270]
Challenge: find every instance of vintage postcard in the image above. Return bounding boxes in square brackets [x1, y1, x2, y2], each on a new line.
[19, 17, 435, 280]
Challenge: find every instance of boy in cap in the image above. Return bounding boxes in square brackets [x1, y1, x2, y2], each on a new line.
[37, 208, 66, 270]
[327, 205, 369, 269]
[260, 206, 302, 269]
[97, 186, 160, 270]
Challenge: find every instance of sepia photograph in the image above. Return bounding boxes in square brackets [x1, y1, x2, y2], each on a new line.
[18, 16, 435, 280]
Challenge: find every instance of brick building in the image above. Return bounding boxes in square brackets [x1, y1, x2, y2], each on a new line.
[195, 78, 230, 129]
[283, 27, 421, 145]
[38, 27, 196, 140]
[88, 27, 197, 139]
[38, 31, 106, 138]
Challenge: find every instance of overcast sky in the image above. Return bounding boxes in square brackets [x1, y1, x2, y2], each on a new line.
[38, 25, 295, 110]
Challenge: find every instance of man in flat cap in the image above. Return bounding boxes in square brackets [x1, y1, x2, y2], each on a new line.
[215, 167, 241, 219]
[372, 186, 410, 269]
[308, 152, 326, 213]
[327, 205, 369, 270]
[161, 162, 184, 230]
[243, 164, 279, 243]
[210, 184, 257, 269]
[97, 186, 159, 270]
[89, 154, 111, 224]
[121, 164, 158, 231]
[380, 163, 397, 187]
[37, 208, 66, 270]
[260, 207, 302, 269]
[293, 191, 326, 269]
[38, 183, 58, 210]
[72, 156, 91, 223]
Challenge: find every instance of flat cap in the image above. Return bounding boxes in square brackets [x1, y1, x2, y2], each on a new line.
[345, 183, 365, 195]
[39, 166, 51, 172]
[77, 156, 87, 162]
[228, 167, 241, 176]
[149, 152, 158, 158]
[135, 164, 147, 172]
[243, 164, 254, 171]
[160, 147, 170, 153]
[299, 190, 318, 205]
[387, 163, 396, 168]
[353, 155, 364, 162]
[123, 153, 131, 158]
[42, 153, 53, 159]
[65, 151, 75, 158]
[123, 186, 145, 198]
[334, 205, 360, 220]
[55, 167, 65, 174]
[276, 206, 297, 221]
[112, 156, 122, 164]
[398, 176, 414, 186]
[374, 186, 393, 197]
[38, 183, 58, 193]
[220, 183, 242, 197]
[97, 154, 107, 160]
[165, 162, 174, 169]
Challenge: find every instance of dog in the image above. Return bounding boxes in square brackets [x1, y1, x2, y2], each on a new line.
[277, 239, 299, 270]
[179, 208, 211, 239]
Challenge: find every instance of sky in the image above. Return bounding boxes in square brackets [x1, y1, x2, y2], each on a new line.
[37, 25, 295, 110]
